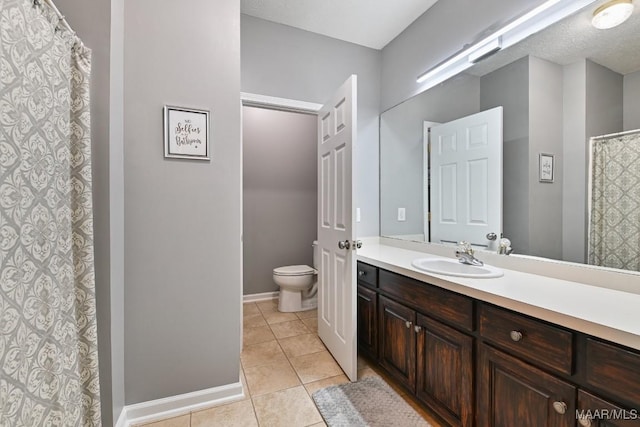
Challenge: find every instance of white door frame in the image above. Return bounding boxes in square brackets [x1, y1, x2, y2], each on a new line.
[241, 92, 322, 115]
[239, 92, 321, 352]
[422, 121, 441, 242]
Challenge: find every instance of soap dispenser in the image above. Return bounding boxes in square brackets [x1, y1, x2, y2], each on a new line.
[498, 237, 513, 255]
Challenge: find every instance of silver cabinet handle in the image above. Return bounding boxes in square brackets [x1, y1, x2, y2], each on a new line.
[354, 240, 363, 249]
[552, 401, 567, 415]
[486, 232, 498, 241]
[510, 330, 523, 342]
[358, 270, 366, 277]
[414, 325, 422, 333]
[337, 240, 351, 250]
[405, 321, 412, 329]
[578, 415, 592, 427]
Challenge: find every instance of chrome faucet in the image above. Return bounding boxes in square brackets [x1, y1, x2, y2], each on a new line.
[455, 241, 484, 266]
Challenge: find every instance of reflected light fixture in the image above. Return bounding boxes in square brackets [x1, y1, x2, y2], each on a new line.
[592, 0, 634, 29]
[416, 0, 598, 88]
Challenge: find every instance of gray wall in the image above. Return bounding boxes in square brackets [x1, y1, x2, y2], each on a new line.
[624, 70, 640, 131]
[528, 57, 563, 260]
[562, 60, 623, 263]
[124, 0, 241, 404]
[243, 106, 317, 295]
[52, 0, 121, 424]
[481, 57, 530, 255]
[583, 61, 623, 261]
[586, 61, 624, 141]
[108, 0, 125, 420]
[241, 15, 381, 238]
[478, 56, 564, 259]
[380, 74, 480, 237]
[562, 61, 587, 263]
[380, 0, 548, 111]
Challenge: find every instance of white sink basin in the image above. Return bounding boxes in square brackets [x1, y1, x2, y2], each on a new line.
[411, 258, 503, 278]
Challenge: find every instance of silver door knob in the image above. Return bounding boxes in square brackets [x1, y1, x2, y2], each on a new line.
[552, 401, 567, 415]
[337, 240, 351, 250]
[486, 232, 497, 241]
[354, 240, 363, 249]
[414, 325, 422, 333]
[510, 330, 523, 342]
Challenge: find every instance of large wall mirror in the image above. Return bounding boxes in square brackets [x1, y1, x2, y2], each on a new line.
[380, 2, 640, 272]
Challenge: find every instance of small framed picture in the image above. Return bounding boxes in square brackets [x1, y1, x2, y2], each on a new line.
[539, 153, 554, 183]
[163, 105, 210, 160]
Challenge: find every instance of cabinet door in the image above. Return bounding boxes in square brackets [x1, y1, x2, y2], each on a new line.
[416, 314, 473, 427]
[478, 344, 576, 427]
[357, 285, 377, 359]
[577, 390, 640, 427]
[379, 295, 416, 392]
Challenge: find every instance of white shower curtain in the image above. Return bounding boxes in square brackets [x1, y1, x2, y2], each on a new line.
[0, 0, 101, 425]
[588, 131, 640, 272]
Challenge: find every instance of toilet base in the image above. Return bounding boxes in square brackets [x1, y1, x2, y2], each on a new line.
[278, 288, 317, 312]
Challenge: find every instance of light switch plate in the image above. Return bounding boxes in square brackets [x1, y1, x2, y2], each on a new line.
[398, 207, 406, 221]
[356, 208, 361, 223]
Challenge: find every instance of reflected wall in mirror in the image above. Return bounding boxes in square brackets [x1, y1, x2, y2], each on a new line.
[380, 2, 640, 272]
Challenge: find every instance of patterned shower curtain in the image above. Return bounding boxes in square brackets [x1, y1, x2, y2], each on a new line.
[0, 0, 101, 425]
[588, 132, 640, 272]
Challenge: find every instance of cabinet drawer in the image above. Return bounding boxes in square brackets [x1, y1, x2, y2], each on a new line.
[479, 304, 574, 375]
[357, 262, 378, 288]
[585, 338, 640, 406]
[379, 270, 473, 331]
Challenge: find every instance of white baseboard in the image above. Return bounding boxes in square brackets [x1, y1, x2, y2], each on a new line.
[117, 381, 244, 426]
[114, 409, 127, 427]
[243, 291, 279, 303]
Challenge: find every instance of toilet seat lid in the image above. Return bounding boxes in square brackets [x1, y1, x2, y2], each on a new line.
[273, 265, 316, 276]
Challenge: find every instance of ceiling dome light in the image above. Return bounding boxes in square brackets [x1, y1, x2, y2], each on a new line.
[592, 0, 634, 29]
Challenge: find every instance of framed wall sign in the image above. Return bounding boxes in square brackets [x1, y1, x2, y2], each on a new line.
[164, 105, 210, 160]
[539, 153, 554, 183]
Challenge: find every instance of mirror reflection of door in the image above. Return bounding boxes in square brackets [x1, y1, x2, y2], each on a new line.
[429, 107, 503, 248]
[423, 121, 439, 242]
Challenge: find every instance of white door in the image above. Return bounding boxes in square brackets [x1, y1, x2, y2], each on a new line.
[430, 107, 502, 248]
[317, 75, 357, 381]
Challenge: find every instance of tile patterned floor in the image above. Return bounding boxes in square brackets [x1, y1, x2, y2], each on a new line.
[137, 300, 443, 427]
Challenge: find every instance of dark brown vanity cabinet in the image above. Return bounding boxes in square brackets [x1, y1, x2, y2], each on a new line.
[478, 303, 577, 427]
[577, 390, 640, 427]
[478, 343, 576, 427]
[357, 284, 377, 359]
[378, 295, 417, 392]
[356, 262, 378, 360]
[373, 270, 474, 426]
[356, 262, 640, 427]
[416, 313, 474, 427]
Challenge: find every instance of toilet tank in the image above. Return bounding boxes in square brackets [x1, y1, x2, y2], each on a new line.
[312, 240, 318, 269]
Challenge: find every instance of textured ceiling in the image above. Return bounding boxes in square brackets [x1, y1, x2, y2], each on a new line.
[240, 0, 440, 50]
[470, 4, 640, 76]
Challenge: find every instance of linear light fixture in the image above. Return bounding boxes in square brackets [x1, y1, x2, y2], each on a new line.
[468, 38, 503, 64]
[416, 0, 598, 88]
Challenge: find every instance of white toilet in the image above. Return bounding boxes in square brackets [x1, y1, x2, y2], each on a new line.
[273, 241, 318, 312]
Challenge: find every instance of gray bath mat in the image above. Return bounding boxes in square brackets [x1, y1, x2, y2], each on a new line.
[312, 376, 432, 426]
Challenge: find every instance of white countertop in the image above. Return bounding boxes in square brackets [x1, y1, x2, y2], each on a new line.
[357, 241, 640, 351]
